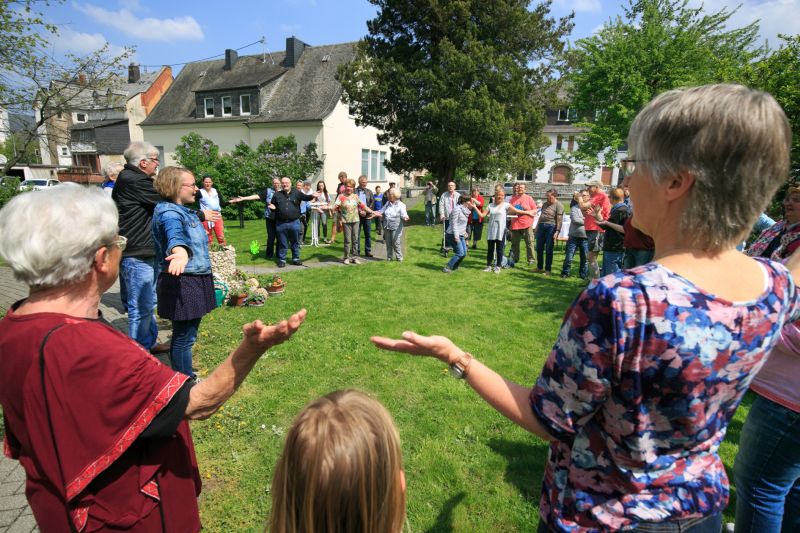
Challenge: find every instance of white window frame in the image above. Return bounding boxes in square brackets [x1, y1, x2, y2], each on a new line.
[59, 145, 69, 157]
[557, 108, 578, 122]
[221, 96, 232, 117]
[73, 112, 88, 123]
[240, 94, 251, 116]
[204, 98, 214, 118]
[361, 149, 387, 182]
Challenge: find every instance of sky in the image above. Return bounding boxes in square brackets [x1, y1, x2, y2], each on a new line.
[39, 0, 799, 77]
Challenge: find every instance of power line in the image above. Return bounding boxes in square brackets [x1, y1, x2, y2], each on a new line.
[138, 38, 266, 69]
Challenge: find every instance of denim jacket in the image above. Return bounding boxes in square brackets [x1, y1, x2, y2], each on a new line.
[152, 201, 212, 275]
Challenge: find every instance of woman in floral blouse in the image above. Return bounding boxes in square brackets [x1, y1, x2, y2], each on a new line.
[334, 178, 379, 264]
[373, 85, 800, 532]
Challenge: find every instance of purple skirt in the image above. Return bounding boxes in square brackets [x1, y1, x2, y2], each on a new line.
[157, 273, 216, 321]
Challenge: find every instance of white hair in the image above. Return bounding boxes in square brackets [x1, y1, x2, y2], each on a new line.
[124, 141, 158, 166]
[0, 183, 118, 288]
[102, 161, 124, 179]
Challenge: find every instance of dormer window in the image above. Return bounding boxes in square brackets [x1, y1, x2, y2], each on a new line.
[74, 112, 88, 123]
[204, 98, 214, 118]
[557, 108, 578, 122]
[240, 94, 251, 116]
[221, 96, 232, 117]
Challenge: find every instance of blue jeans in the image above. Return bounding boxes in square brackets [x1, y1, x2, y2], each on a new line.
[425, 202, 435, 225]
[358, 216, 372, 254]
[602, 250, 624, 276]
[276, 219, 301, 263]
[119, 256, 158, 349]
[446, 234, 467, 270]
[535, 223, 557, 271]
[624, 249, 655, 269]
[561, 237, 588, 277]
[734, 394, 800, 533]
[170, 318, 201, 379]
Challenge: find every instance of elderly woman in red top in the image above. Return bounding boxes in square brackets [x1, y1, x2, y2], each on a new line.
[0, 183, 306, 532]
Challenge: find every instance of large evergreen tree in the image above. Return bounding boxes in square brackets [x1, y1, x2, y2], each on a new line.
[565, 0, 761, 169]
[337, 0, 573, 189]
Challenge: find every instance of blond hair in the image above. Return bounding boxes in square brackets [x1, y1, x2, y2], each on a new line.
[154, 166, 192, 200]
[345, 178, 357, 188]
[628, 84, 791, 251]
[269, 390, 406, 533]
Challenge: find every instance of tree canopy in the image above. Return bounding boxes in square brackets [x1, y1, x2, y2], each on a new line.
[0, 0, 133, 173]
[564, 0, 761, 169]
[337, 0, 573, 189]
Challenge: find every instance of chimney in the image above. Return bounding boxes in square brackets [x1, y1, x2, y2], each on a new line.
[224, 49, 238, 71]
[128, 62, 141, 83]
[77, 73, 87, 86]
[285, 36, 306, 68]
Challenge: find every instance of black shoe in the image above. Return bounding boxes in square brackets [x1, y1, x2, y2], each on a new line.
[277, 261, 286, 267]
[364, 252, 374, 258]
[291, 260, 303, 266]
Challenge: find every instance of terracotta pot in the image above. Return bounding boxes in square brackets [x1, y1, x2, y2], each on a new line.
[230, 293, 247, 307]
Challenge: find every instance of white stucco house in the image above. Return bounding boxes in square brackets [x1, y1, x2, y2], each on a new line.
[141, 37, 403, 192]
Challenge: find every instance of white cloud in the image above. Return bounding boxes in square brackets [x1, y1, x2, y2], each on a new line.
[49, 26, 132, 59]
[687, 0, 800, 48]
[73, 2, 204, 42]
[554, 0, 602, 13]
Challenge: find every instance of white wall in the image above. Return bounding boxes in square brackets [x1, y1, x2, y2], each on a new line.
[126, 95, 146, 143]
[142, 122, 253, 166]
[535, 132, 627, 186]
[319, 101, 403, 192]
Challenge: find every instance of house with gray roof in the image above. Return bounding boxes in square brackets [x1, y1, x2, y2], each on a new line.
[141, 37, 402, 190]
[38, 64, 173, 176]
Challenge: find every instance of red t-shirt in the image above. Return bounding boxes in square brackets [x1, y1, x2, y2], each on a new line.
[584, 191, 611, 232]
[470, 195, 485, 223]
[509, 194, 537, 230]
[623, 216, 655, 250]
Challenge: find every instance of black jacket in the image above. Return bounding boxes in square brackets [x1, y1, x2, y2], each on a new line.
[112, 164, 205, 257]
[271, 189, 315, 223]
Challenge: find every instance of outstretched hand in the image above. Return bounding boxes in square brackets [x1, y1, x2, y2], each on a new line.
[242, 309, 307, 353]
[166, 247, 189, 276]
[371, 331, 463, 365]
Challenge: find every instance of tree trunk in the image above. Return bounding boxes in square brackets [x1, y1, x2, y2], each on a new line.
[434, 161, 457, 195]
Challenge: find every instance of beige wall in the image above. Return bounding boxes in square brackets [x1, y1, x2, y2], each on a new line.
[126, 95, 146, 143]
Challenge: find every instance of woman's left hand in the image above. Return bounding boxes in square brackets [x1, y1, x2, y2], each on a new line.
[166, 247, 189, 276]
[242, 309, 307, 352]
[371, 332, 464, 365]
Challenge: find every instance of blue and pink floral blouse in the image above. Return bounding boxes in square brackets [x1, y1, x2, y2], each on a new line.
[531, 259, 800, 532]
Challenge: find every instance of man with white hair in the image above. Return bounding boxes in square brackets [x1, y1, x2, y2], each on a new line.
[113, 141, 217, 352]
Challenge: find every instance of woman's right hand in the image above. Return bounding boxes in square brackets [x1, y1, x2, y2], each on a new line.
[371, 332, 464, 365]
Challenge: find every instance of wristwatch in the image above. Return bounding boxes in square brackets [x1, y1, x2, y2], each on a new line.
[448, 352, 474, 379]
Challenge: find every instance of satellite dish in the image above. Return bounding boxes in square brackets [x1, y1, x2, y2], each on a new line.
[0, 154, 7, 165]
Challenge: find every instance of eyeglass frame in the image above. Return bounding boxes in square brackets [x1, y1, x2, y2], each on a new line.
[104, 235, 127, 252]
[619, 158, 642, 179]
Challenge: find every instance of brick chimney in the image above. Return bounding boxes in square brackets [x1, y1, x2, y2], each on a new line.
[285, 36, 307, 68]
[224, 49, 238, 71]
[128, 63, 141, 83]
[77, 73, 87, 86]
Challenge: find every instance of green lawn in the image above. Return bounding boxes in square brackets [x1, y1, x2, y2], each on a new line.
[191, 205, 748, 531]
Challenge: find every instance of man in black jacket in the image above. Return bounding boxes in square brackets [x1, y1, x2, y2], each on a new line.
[269, 177, 318, 267]
[112, 141, 217, 351]
[355, 175, 375, 257]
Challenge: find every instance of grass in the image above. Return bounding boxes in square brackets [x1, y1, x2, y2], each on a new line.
[187, 204, 748, 531]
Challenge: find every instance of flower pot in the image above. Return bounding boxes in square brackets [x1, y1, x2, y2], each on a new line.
[267, 283, 285, 296]
[230, 293, 247, 307]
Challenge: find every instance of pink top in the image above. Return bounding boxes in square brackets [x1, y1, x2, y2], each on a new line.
[750, 320, 800, 413]
[584, 190, 611, 232]
[509, 194, 536, 230]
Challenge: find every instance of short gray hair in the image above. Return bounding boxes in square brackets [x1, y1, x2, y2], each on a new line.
[387, 187, 401, 201]
[124, 141, 158, 166]
[628, 84, 791, 251]
[0, 183, 118, 288]
[102, 161, 124, 179]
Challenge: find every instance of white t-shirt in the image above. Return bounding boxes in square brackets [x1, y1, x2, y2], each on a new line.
[486, 202, 511, 240]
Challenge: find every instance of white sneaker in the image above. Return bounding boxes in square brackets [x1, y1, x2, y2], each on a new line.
[351, 257, 362, 265]
[483, 266, 493, 272]
[493, 266, 501, 273]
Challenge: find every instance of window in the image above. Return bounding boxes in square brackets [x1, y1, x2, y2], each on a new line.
[557, 108, 578, 122]
[74, 112, 88, 123]
[221, 96, 232, 117]
[59, 145, 69, 157]
[361, 149, 387, 181]
[556, 135, 563, 150]
[204, 98, 214, 118]
[240, 94, 251, 115]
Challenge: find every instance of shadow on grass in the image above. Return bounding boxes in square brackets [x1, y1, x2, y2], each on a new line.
[416, 262, 450, 272]
[423, 492, 466, 533]
[487, 438, 549, 503]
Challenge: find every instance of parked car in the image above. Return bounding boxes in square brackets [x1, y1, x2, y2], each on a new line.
[19, 179, 60, 191]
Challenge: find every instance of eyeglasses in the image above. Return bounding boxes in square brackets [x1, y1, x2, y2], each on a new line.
[181, 182, 197, 189]
[105, 235, 127, 252]
[619, 158, 641, 179]
[149, 157, 160, 164]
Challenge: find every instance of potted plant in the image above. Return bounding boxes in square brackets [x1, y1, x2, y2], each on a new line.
[246, 286, 269, 306]
[266, 274, 286, 296]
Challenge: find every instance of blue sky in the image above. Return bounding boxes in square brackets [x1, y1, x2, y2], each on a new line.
[42, 0, 798, 76]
